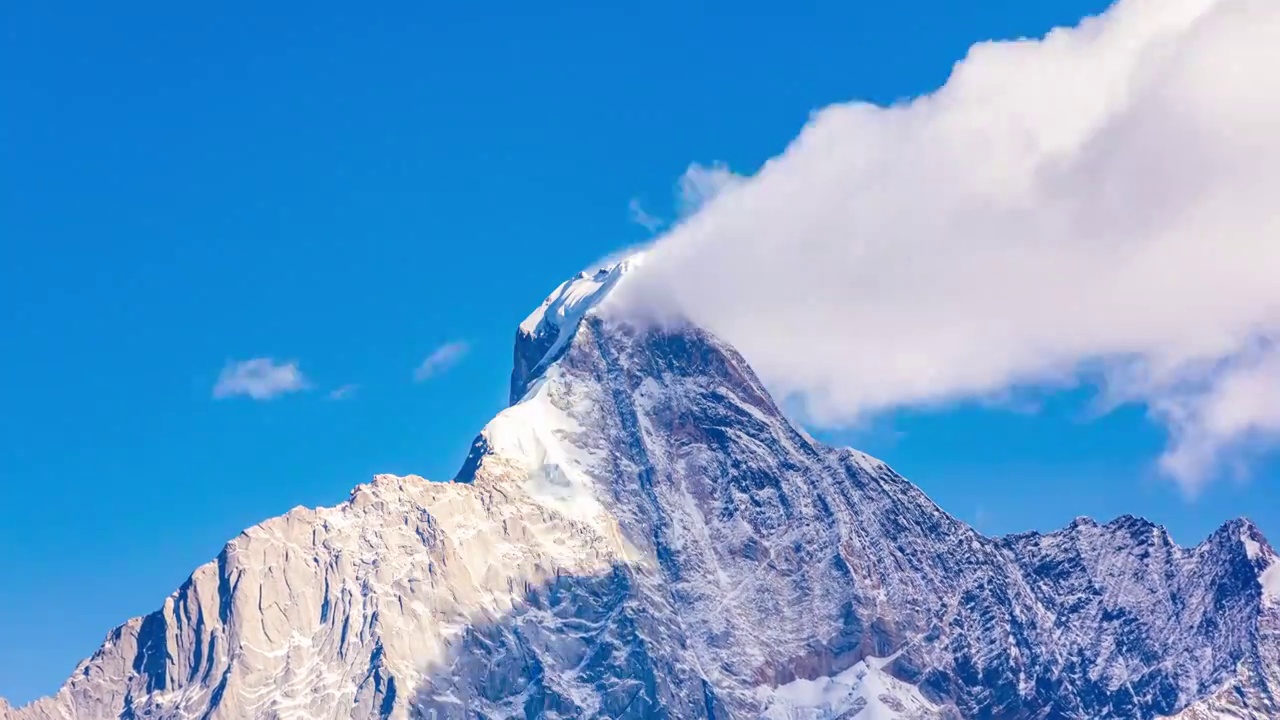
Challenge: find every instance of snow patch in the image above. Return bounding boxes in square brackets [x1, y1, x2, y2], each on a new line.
[845, 448, 889, 476]
[1242, 533, 1263, 561]
[477, 366, 608, 526]
[518, 254, 646, 366]
[758, 654, 938, 719]
[1261, 561, 1280, 605]
[1240, 529, 1280, 605]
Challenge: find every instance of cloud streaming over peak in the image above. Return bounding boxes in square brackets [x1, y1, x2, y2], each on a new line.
[620, 0, 1280, 494]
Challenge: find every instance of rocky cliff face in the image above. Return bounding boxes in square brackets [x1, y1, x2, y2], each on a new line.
[5, 258, 1278, 719]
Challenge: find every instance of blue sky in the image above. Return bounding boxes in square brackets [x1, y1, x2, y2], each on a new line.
[2, 0, 1277, 705]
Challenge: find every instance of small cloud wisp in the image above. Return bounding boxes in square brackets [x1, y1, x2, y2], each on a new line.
[414, 341, 469, 382]
[213, 359, 308, 401]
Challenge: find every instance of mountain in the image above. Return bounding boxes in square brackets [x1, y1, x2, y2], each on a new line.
[4, 257, 1278, 720]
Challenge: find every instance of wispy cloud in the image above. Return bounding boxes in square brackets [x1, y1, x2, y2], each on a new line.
[213, 358, 307, 400]
[973, 507, 993, 534]
[676, 162, 743, 218]
[328, 383, 359, 401]
[628, 198, 664, 233]
[414, 341, 469, 381]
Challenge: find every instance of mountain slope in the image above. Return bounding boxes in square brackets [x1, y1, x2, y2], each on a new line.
[4, 258, 1278, 719]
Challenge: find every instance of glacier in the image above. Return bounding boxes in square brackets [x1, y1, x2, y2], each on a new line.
[3, 258, 1278, 719]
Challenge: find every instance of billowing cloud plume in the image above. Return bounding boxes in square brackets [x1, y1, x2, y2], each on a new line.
[619, 0, 1280, 494]
[414, 341, 469, 381]
[213, 359, 308, 400]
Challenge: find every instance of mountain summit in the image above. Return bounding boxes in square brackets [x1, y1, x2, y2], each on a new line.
[5, 259, 1278, 719]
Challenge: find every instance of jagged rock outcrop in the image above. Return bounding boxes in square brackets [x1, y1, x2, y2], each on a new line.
[4, 258, 1278, 719]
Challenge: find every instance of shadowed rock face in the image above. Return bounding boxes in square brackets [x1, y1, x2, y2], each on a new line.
[5, 261, 1279, 720]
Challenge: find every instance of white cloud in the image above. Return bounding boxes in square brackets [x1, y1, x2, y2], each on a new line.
[1148, 345, 1280, 483]
[628, 198, 664, 232]
[618, 0, 1280, 495]
[414, 341, 469, 381]
[676, 162, 744, 217]
[213, 359, 308, 400]
[328, 384, 359, 400]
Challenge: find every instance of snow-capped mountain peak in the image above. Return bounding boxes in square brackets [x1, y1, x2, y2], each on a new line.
[510, 253, 645, 403]
[4, 263, 1278, 720]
